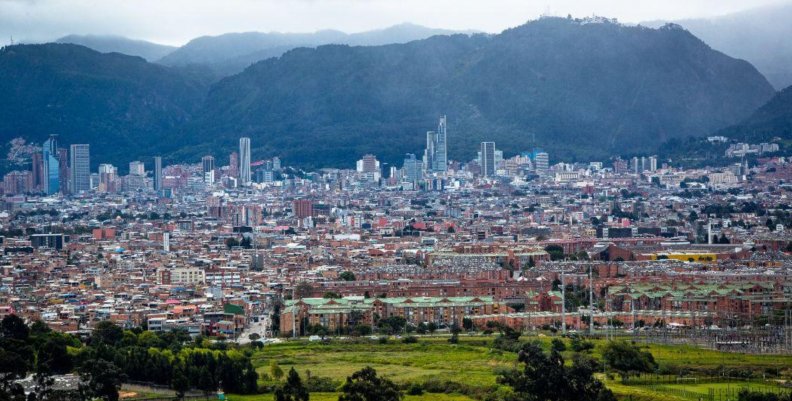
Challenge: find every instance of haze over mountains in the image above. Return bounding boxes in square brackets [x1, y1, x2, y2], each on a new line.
[0, 16, 786, 171]
[55, 35, 177, 62]
[718, 85, 792, 143]
[643, 2, 792, 89]
[187, 18, 774, 167]
[58, 24, 476, 77]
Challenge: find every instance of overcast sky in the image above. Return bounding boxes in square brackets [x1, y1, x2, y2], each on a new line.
[0, 0, 788, 46]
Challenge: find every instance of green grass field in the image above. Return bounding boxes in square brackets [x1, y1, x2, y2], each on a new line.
[230, 393, 475, 401]
[251, 336, 513, 393]
[242, 334, 791, 401]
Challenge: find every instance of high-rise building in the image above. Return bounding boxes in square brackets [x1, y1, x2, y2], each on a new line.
[293, 199, 314, 219]
[3, 171, 33, 195]
[153, 156, 163, 191]
[229, 152, 239, 178]
[357, 154, 379, 173]
[423, 116, 448, 173]
[648, 156, 658, 172]
[272, 157, 281, 171]
[356, 154, 381, 182]
[480, 142, 496, 177]
[239, 137, 251, 185]
[402, 153, 423, 187]
[129, 161, 145, 176]
[98, 164, 117, 193]
[31, 152, 43, 192]
[534, 152, 549, 172]
[42, 135, 60, 195]
[57, 148, 69, 194]
[69, 144, 90, 194]
[202, 155, 215, 181]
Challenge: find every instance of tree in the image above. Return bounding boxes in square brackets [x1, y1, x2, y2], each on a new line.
[339, 271, 356, 281]
[551, 338, 567, 353]
[79, 359, 125, 401]
[274, 368, 309, 401]
[462, 318, 474, 332]
[294, 282, 314, 299]
[718, 233, 730, 244]
[1, 315, 29, 341]
[270, 361, 285, 381]
[377, 316, 406, 335]
[545, 245, 565, 261]
[171, 366, 190, 400]
[225, 237, 240, 249]
[601, 341, 657, 380]
[497, 342, 615, 401]
[91, 321, 123, 346]
[196, 366, 215, 398]
[338, 367, 401, 401]
[36, 335, 73, 374]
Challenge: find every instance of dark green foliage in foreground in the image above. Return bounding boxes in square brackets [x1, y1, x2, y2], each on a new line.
[0, 316, 259, 401]
[274, 368, 309, 401]
[601, 341, 658, 379]
[338, 367, 402, 401]
[738, 390, 792, 401]
[496, 342, 616, 401]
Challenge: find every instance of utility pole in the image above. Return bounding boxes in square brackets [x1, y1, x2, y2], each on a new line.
[589, 264, 594, 336]
[561, 270, 566, 335]
[292, 287, 297, 339]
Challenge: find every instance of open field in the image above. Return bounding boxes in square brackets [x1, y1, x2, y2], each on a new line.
[230, 393, 476, 401]
[251, 336, 514, 397]
[236, 334, 792, 400]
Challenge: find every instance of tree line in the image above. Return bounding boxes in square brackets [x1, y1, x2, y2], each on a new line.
[0, 316, 258, 401]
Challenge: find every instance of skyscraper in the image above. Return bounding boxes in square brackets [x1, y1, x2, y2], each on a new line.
[69, 144, 90, 194]
[402, 153, 423, 187]
[239, 137, 251, 185]
[31, 152, 43, 192]
[42, 135, 60, 195]
[202, 155, 215, 182]
[435, 115, 448, 171]
[153, 156, 163, 191]
[423, 116, 448, 173]
[57, 148, 69, 194]
[480, 142, 496, 177]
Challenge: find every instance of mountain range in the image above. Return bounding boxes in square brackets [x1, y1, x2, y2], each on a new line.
[717, 85, 792, 143]
[55, 34, 177, 62]
[183, 17, 775, 168]
[643, 2, 792, 90]
[0, 44, 207, 168]
[0, 17, 782, 171]
[58, 24, 476, 78]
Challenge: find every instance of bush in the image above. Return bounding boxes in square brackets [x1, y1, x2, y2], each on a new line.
[406, 383, 424, 395]
[378, 336, 389, 344]
[402, 336, 418, 344]
[304, 376, 339, 392]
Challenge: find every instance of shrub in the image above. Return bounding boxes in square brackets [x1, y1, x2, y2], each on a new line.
[402, 336, 418, 344]
[304, 376, 339, 392]
[406, 383, 424, 395]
